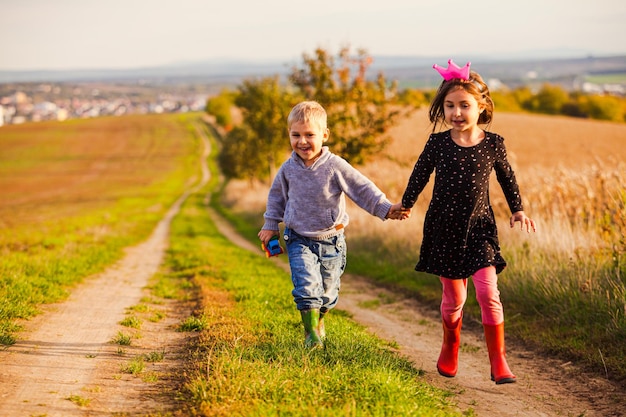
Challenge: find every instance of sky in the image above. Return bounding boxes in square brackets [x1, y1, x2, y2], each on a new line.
[1, 0, 625, 71]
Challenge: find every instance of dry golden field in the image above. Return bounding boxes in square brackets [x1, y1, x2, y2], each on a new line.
[0, 114, 194, 229]
[224, 111, 626, 385]
[1, 111, 623, 389]
[224, 109, 626, 259]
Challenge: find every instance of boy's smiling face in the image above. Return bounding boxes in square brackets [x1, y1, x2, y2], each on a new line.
[289, 120, 329, 166]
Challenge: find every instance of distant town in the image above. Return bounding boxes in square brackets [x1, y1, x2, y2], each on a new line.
[0, 81, 214, 126]
[2, 54, 625, 127]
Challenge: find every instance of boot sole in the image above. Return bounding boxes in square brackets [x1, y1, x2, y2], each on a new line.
[491, 374, 517, 384]
[437, 366, 457, 378]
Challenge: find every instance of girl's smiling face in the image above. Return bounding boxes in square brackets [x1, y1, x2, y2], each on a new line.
[444, 88, 484, 133]
[289, 120, 329, 166]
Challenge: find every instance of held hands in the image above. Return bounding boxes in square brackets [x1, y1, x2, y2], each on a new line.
[257, 202, 413, 246]
[510, 211, 536, 233]
[387, 203, 412, 220]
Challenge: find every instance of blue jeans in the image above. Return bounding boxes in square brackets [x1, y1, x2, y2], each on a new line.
[284, 228, 347, 312]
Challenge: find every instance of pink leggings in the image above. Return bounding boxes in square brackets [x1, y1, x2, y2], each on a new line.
[440, 266, 504, 326]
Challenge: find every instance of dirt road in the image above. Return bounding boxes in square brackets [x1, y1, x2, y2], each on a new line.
[213, 210, 625, 417]
[0, 193, 192, 416]
[1, 122, 623, 416]
[0, 122, 211, 417]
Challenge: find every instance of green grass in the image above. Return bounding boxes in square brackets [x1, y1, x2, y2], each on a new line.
[336, 233, 626, 386]
[160, 189, 460, 416]
[497, 247, 626, 381]
[0, 115, 464, 414]
[213, 174, 626, 387]
[66, 394, 91, 407]
[121, 356, 146, 375]
[154, 126, 460, 414]
[178, 315, 209, 332]
[144, 350, 165, 362]
[0, 113, 201, 345]
[111, 331, 132, 346]
[120, 315, 142, 329]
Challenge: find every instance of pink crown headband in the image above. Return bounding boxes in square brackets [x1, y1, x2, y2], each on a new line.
[433, 59, 471, 81]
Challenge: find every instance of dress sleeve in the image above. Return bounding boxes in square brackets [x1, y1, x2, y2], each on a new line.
[401, 134, 437, 209]
[494, 135, 524, 213]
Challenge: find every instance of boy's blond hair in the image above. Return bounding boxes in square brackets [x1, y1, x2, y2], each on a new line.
[287, 101, 327, 130]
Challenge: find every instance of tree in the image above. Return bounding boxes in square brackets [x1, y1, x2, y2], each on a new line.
[512, 86, 534, 111]
[229, 76, 296, 181]
[583, 95, 623, 122]
[491, 91, 523, 112]
[533, 84, 569, 115]
[205, 89, 237, 131]
[398, 88, 428, 108]
[289, 46, 401, 165]
[217, 46, 402, 182]
[219, 125, 259, 179]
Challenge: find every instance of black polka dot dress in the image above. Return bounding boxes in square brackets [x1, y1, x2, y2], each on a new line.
[401, 130, 524, 279]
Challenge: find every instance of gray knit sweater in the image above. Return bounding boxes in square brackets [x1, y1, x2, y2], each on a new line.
[262, 147, 392, 240]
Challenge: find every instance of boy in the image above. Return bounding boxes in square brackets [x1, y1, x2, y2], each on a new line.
[258, 101, 407, 348]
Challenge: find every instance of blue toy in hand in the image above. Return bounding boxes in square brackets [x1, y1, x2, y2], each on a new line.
[262, 236, 284, 257]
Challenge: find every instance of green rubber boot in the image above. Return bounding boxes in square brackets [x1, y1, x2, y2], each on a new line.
[301, 309, 324, 348]
[318, 311, 326, 340]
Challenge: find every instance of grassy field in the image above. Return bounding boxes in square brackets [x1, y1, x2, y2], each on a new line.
[0, 114, 463, 415]
[221, 109, 626, 386]
[1, 109, 624, 413]
[0, 113, 200, 344]
[160, 191, 460, 416]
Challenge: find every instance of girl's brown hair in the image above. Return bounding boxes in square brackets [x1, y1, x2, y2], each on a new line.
[428, 71, 494, 132]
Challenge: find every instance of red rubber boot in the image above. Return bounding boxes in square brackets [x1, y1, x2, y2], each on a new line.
[437, 317, 462, 377]
[483, 323, 516, 384]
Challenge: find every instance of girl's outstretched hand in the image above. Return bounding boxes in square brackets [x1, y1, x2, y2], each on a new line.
[510, 211, 536, 233]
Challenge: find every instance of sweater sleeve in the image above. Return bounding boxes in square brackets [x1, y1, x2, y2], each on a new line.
[333, 157, 392, 221]
[262, 165, 288, 231]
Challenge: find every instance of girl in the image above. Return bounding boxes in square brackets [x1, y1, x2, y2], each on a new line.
[400, 60, 536, 384]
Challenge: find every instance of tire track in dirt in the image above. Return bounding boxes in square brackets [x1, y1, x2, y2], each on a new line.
[0, 121, 210, 416]
[209, 210, 626, 417]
